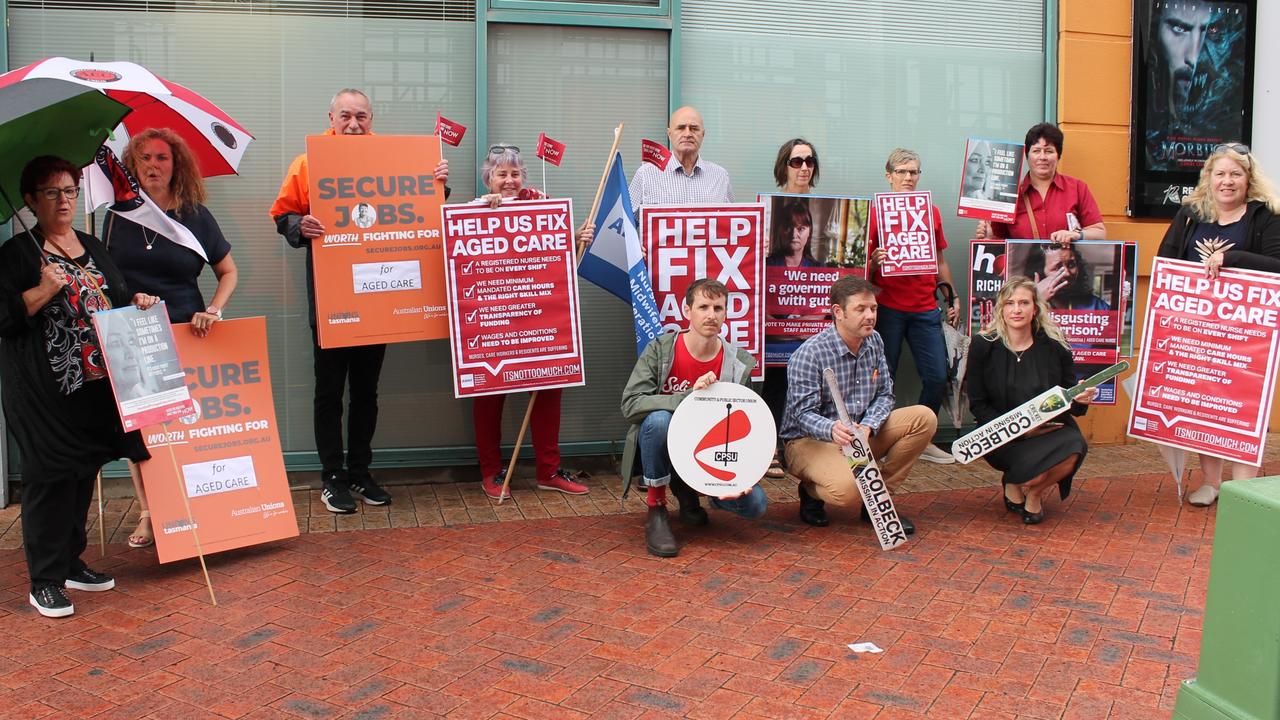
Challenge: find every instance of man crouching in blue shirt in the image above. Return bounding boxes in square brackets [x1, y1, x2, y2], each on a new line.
[780, 276, 935, 533]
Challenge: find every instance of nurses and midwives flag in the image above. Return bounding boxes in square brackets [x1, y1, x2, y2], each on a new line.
[578, 153, 661, 354]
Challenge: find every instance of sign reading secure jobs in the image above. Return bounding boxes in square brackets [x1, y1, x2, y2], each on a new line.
[306, 134, 449, 348]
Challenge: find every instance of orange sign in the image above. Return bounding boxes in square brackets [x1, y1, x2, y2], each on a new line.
[139, 317, 298, 563]
[306, 134, 449, 348]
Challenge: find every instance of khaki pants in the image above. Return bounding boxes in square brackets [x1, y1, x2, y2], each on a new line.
[784, 406, 936, 507]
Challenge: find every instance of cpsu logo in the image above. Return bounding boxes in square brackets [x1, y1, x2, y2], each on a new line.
[693, 405, 751, 481]
[70, 68, 122, 83]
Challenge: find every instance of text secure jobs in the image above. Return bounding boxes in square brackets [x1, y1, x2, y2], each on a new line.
[316, 173, 439, 228]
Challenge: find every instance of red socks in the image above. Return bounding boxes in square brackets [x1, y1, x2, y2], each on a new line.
[646, 485, 667, 507]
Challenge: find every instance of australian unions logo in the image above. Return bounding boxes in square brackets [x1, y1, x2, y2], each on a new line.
[70, 68, 122, 83]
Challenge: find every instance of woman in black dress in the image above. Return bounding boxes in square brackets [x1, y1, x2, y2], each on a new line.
[964, 276, 1097, 524]
[107, 127, 238, 547]
[0, 156, 160, 617]
[1156, 143, 1280, 506]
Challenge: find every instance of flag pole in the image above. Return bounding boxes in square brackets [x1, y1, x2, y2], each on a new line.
[496, 123, 624, 505]
[165, 441, 218, 605]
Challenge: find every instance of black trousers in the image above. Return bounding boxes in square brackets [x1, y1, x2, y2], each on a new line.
[22, 472, 96, 591]
[312, 333, 387, 476]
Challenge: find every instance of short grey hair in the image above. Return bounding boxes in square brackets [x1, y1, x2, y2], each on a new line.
[330, 88, 370, 111]
[885, 148, 921, 173]
[481, 146, 527, 189]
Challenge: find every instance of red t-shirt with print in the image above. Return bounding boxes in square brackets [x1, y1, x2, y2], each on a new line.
[660, 336, 723, 395]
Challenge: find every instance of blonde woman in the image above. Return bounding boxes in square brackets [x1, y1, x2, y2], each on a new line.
[963, 278, 1097, 524]
[1157, 143, 1280, 506]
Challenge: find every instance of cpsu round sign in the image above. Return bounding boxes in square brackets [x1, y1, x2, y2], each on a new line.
[667, 382, 776, 496]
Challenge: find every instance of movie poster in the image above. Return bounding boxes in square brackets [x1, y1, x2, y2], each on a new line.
[759, 193, 870, 364]
[1129, 0, 1256, 217]
[956, 138, 1023, 223]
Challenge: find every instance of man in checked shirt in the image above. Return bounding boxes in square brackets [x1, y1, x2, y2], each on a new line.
[780, 276, 935, 533]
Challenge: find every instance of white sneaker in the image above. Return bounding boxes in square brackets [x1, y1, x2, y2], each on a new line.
[1188, 484, 1219, 507]
[920, 444, 956, 465]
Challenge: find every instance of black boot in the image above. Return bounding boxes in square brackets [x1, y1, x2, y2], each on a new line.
[670, 477, 708, 526]
[798, 483, 829, 527]
[645, 505, 679, 557]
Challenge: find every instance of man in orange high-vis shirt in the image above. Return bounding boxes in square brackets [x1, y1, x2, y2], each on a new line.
[270, 88, 450, 514]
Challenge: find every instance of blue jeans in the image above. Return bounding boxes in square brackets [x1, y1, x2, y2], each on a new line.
[876, 306, 947, 413]
[638, 411, 769, 520]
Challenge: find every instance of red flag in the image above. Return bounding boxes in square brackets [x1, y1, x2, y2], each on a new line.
[435, 113, 467, 147]
[641, 138, 672, 170]
[535, 132, 566, 167]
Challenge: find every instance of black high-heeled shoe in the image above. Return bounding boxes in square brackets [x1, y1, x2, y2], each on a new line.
[1020, 507, 1044, 525]
[1004, 497, 1024, 513]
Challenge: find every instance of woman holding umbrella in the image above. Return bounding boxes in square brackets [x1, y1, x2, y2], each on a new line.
[106, 128, 238, 549]
[0, 155, 160, 617]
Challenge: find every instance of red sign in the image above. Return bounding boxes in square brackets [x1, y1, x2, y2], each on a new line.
[1128, 258, 1280, 466]
[641, 138, 672, 170]
[968, 240, 1006, 336]
[873, 191, 938, 276]
[536, 132, 565, 166]
[139, 317, 298, 563]
[441, 198, 586, 397]
[94, 304, 196, 431]
[642, 204, 766, 381]
[435, 113, 467, 147]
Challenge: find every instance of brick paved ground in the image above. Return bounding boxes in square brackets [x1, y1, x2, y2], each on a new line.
[1, 438, 1277, 719]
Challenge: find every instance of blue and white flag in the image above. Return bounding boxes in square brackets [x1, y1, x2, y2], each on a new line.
[579, 153, 662, 354]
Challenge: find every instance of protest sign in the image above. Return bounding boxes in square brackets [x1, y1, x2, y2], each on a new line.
[442, 198, 585, 398]
[956, 138, 1023, 223]
[642, 203, 767, 380]
[1128, 258, 1280, 466]
[138, 317, 298, 564]
[667, 382, 775, 497]
[1006, 240, 1125, 404]
[306, 134, 448, 348]
[435, 113, 467, 147]
[968, 240, 1006, 336]
[536, 133, 565, 166]
[94, 303, 195, 431]
[641, 138, 672, 170]
[1121, 241, 1138, 357]
[760, 193, 870, 364]
[873, 191, 937, 276]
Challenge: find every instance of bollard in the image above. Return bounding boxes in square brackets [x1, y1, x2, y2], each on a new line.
[1174, 476, 1280, 720]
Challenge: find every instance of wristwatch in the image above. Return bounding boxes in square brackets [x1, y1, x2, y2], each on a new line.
[206, 305, 223, 320]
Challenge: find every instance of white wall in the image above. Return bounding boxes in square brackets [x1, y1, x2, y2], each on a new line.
[1254, 1, 1278, 169]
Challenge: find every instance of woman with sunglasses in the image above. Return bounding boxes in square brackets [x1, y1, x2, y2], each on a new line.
[1156, 143, 1280, 507]
[470, 144, 594, 499]
[0, 155, 161, 617]
[773, 138, 819, 194]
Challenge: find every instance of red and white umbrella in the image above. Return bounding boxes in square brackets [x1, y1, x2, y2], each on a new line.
[0, 56, 253, 177]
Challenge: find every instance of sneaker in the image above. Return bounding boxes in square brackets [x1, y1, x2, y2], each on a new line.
[538, 469, 589, 495]
[29, 585, 73, 618]
[349, 473, 392, 506]
[481, 472, 510, 500]
[65, 567, 115, 592]
[921, 444, 956, 465]
[321, 473, 358, 514]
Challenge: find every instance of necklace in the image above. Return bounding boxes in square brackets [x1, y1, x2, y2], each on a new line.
[1013, 348, 1026, 363]
[142, 227, 159, 251]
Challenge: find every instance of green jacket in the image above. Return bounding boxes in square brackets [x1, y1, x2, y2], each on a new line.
[619, 330, 756, 497]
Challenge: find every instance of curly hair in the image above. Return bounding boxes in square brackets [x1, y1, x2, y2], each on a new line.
[980, 276, 1070, 350]
[1183, 146, 1280, 221]
[123, 127, 207, 216]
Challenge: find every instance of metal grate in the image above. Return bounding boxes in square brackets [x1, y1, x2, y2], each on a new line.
[9, 0, 477, 21]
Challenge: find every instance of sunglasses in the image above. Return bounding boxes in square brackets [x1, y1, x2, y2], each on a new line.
[787, 155, 817, 169]
[488, 144, 520, 155]
[1215, 143, 1250, 155]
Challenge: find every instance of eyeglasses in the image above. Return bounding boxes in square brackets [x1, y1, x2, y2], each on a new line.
[891, 168, 922, 177]
[1215, 143, 1251, 155]
[488, 144, 520, 155]
[35, 186, 81, 201]
[787, 155, 817, 169]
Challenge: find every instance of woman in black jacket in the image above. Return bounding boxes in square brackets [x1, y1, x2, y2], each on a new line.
[1156, 143, 1280, 507]
[0, 156, 160, 617]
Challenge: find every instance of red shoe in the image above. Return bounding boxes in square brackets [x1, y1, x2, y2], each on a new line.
[481, 472, 510, 500]
[538, 469, 589, 495]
